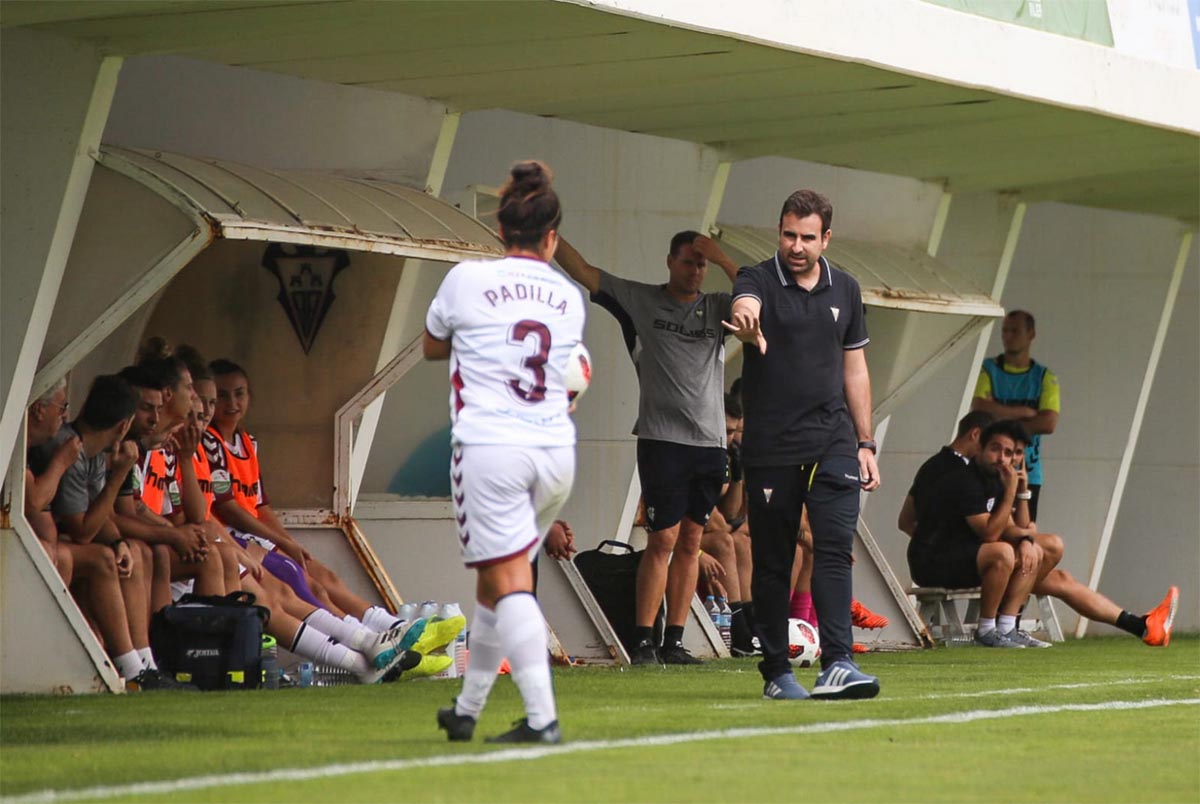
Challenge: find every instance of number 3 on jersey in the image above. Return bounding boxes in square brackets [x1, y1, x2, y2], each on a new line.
[508, 319, 551, 404]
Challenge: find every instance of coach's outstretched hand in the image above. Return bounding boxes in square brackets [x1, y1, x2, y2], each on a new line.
[722, 310, 767, 354]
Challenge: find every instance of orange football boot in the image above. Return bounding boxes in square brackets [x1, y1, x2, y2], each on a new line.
[851, 599, 889, 630]
[1143, 586, 1178, 647]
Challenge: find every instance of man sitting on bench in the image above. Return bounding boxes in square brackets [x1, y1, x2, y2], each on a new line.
[908, 420, 1044, 648]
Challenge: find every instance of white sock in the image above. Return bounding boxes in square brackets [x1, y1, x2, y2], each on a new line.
[305, 609, 373, 650]
[362, 605, 402, 632]
[998, 614, 1017, 634]
[114, 650, 144, 680]
[137, 647, 158, 670]
[455, 605, 503, 720]
[977, 617, 997, 636]
[342, 614, 366, 628]
[291, 624, 370, 675]
[495, 593, 556, 730]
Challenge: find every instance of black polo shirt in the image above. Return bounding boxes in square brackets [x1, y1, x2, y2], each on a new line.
[914, 459, 1002, 550]
[732, 254, 868, 466]
[908, 447, 969, 507]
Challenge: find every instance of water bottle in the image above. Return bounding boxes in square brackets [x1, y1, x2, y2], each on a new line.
[717, 596, 733, 651]
[706, 595, 720, 631]
[398, 602, 419, 625]
[441, 602, 467, 676]
[418, 600, 440, 621]
[298, 661, 314, 688]
[316, 664, 353, 686]
[261, 634, 279, 690]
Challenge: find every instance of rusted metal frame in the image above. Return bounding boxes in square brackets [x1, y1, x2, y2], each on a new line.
[1075, 231, 1193, 638]
[219, 222, 500, 261]
[2, 425, 124, 692]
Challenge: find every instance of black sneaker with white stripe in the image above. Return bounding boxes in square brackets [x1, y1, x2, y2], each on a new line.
[810, 658, 880, 700]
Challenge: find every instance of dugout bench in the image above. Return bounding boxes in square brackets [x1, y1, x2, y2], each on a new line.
[908, 586, 1064, 646]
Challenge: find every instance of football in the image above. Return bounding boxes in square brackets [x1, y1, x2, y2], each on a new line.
[565, 342, 592, 403]
[787, 618, 821, 668]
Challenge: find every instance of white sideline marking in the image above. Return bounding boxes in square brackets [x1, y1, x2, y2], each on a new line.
[5, 698, 1197, 804]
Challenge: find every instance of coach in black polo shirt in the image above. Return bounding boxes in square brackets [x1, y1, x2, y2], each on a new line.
[725, 189, 880, 701]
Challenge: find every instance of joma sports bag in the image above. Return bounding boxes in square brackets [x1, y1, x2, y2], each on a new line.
[149, 591, 270, 690]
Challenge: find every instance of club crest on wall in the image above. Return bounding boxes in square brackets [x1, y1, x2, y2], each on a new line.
[262, 243, 351, 354]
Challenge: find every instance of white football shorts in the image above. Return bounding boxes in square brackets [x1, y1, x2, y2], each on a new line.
[451, 443, 575, 567]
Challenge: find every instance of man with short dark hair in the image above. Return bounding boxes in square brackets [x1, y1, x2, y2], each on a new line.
[555, 231, 740, 665]
[971, 310, 1059, 520]
[897, 410, 994, 539]
[32, 375, 182, 688]
[724, 189, 881, 699]
[909, 420, 1043, 648]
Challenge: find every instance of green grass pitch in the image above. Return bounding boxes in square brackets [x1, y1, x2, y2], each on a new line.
[2, 636, 1197, 803]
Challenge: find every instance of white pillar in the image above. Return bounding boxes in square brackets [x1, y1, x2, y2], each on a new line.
[0, 28, 121, 482]
[955, 202, 1026, 424]
[347, 112, 461, 512]
[1074, 232, 1193, 637]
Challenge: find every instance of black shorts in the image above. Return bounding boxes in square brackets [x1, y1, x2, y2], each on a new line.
[1028, 484, 1042, 521]
[637, 439, 727, 532]
[908, 539, 981, 589]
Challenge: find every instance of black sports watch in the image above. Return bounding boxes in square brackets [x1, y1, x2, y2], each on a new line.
[857, 440, 877, 454]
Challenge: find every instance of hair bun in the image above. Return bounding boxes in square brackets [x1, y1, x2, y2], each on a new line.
[508, 160, 552, 195]
[136, 335, 171, 365]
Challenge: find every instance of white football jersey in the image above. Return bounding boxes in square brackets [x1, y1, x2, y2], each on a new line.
[426, 256, 586, 447]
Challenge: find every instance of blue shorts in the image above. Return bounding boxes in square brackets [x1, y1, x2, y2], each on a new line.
[636, 439, 727, 532]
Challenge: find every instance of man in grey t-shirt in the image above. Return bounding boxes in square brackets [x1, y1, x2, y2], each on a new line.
[556, 230, 739, 664]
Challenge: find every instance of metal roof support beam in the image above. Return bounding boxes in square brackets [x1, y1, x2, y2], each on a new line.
[1074, 231, 1193, 638]
[348, 111, 462, 513]
[0, 30, 121, 484]
[955, 201, 1026, 424]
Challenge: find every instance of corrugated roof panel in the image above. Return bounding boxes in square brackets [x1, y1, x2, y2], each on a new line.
[98, 145, 503, 259]
[717, 223, 1003, 317]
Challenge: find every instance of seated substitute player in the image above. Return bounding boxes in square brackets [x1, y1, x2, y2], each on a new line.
[200, 358, 465, 650]
[112, 365, 227, 610]
[25, 378, 154, 686]
[555, 229, 740, 665]
[898, 410, 994, 541]
[34, 374, 183, 688]
[909, 420, 1045, 648]
[171, 355, 440, 681]
[431, 160, 584, 744]
[1004, 430, 1178, 647]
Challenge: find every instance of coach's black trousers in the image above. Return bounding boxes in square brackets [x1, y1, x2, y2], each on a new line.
[745, 455, 861, 682]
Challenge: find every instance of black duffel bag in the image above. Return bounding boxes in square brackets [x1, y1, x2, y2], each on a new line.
[150, 591, 270, 690]
[572, 540, 663, 654]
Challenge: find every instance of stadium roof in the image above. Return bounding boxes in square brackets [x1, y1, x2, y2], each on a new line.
[2, 0, 1197, 221]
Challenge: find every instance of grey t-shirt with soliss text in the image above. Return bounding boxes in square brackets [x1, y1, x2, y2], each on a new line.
[594, 269, 732, 448]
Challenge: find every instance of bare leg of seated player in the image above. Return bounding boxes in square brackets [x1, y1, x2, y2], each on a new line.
[973, 542, 1037, 647]
[1035, 567, 1176, 646]
[63, 541, 144, 681]
[700, 524, 741, 602]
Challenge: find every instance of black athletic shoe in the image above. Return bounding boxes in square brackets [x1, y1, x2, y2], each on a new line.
[629, 639, 662, 665]
[126, 669, 198, 692]
[485, 718, 562, 744]
[659, 642, 703, 665]
[380, 649, 424, 683]
[437, 702, 477, 742]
